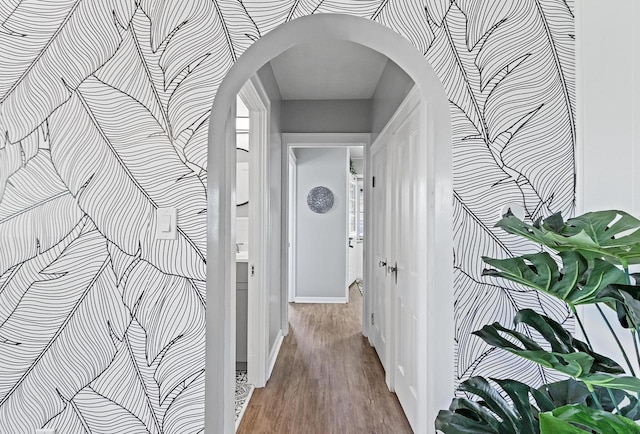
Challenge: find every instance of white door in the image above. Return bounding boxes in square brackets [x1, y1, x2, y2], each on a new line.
[370, 140, 392, 383]
[391, 105, 422, 431]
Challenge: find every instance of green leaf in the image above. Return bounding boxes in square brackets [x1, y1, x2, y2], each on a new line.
[618, 289, 640, 330]
[535, 378, 640, 419]
[483, 252, 565, 295]
[539, 413, 586, 434]
[435, 377, 541, 434]
[473, 309, 626, 383]
[581, 374, 640, 393]
[538, 379, 590, 409]
[514, 310, 623, 375]
[561, 211, 640, 248]
[594, 285, 640, 330]
[435, 406, 500, 434]
[494, 378, 555, 428]
[483, 251, 627, 308]
[496, 211, 640, 265]
[540, 404, 640, 434]
[496, 215, 550, 246]
[590, 385, 640, 420]
[459, 377, 523, 430]
[577, 259, 629, 304]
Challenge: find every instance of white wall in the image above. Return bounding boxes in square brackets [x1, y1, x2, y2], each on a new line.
[578, 0, 640, 372]
[352, 158, 365, 174]
[281, 99, 371, 133]
[579, 0, 640, 213]
[348, 241, 363, 285]
[370, 59, 414, 138]
[295, 148, 348, 300]
[256, 64, 284, 352]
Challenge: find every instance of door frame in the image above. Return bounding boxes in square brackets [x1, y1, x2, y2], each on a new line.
[282, 134, 370, 304]
[287, 149, 297, 303]
[207, 14, 454, 434]
[237, 77, 271, 388]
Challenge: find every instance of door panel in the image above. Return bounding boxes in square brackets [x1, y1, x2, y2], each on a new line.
[368, 101, 424, 432]
[392, 106, 421, 431]
[370, 142, 391, 378]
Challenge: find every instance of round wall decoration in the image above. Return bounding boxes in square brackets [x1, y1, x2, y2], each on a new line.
[307, 186, 334, 213]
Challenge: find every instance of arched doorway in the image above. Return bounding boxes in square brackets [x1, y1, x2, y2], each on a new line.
[206, 14, 454, 434]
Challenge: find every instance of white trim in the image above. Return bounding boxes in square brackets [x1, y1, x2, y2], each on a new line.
[282, 132, 371, 147]
[238, 76, 271, 389]
[287, 150, 297, 303]
[346, 155, 352, 295]
[361, 140, 371, 341]
[267, 330, 284, 378]
[293, 297, 348, 304]
[207, 15, 454, 434]
[207, 103, 237, 434]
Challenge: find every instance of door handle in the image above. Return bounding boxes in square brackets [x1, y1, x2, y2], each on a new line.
[387, 262, 398, 284]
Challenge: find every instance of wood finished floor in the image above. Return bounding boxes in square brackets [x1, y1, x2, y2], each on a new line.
[237, 286, 413, 434]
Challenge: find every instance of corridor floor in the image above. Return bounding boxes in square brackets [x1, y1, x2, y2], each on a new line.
[237, 286, 412, 434]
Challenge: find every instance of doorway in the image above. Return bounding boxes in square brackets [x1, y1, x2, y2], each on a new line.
[233, 76, 271, 391]
[285, 140, 367, 305]
[207, 14, 454, 434]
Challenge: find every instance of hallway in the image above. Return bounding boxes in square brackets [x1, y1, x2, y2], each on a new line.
[237, 286, 412, 433]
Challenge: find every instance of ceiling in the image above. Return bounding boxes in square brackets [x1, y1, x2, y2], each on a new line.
[269, 40, 389, 100]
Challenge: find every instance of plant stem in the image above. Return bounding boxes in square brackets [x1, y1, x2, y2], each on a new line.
[632, 329, 640, 401]
[596, 304, 636, 376]
[634, 329, 640, 374]
[572, 306, 593, 350]
[589, 389, 604, 410]
[619, 263, 640, 399]
[623, 261, 631, 285]
[606, 387, 622, 414]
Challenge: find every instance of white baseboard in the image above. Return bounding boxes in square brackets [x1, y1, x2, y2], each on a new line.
[267, 331, 284, 379]
[294, 296, 348, 304]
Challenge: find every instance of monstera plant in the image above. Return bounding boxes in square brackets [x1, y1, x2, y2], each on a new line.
[436, 210, 640, 433]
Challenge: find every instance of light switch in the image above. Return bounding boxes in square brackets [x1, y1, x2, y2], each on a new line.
[156, 208, 177, 240]
[159, 214, 172, 232]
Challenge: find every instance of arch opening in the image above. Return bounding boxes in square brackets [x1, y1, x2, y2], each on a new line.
[206, 13, 454, 434]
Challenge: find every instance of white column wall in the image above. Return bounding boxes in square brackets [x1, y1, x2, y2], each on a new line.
[577, 0, 640, 372]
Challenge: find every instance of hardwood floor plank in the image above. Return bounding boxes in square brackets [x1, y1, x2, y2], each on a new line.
[237, 287, 413, 434]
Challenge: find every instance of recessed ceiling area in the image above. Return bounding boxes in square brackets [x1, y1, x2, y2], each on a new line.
[269, 40, 389, 100]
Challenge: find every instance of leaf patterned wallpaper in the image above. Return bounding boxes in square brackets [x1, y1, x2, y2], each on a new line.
[0, 1, 574, 432]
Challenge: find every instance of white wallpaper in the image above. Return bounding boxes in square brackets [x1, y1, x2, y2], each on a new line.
[0, 1, 574, 432]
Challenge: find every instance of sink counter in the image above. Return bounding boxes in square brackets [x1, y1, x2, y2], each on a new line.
[236, 251, 249, 262]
